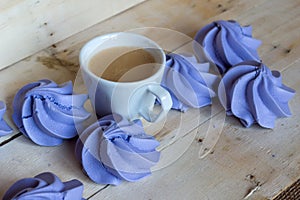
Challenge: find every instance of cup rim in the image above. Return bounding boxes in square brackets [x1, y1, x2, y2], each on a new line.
[79, 32, 166, 85]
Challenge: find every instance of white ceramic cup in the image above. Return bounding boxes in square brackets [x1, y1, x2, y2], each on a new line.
[79, 32, 172, 122]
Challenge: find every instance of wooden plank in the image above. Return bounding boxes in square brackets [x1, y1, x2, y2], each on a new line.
[204, 0, 300, 72]
[0, 50, 78, 143]
[234, 0, 300, 72]
[0, 0, 145, 70]
[0, 136, 106, 199]
[90, 59, 300, 200]
[0, 0, 299, 199]
[48, 0, 268, 64]
[0, 44, 223, 199]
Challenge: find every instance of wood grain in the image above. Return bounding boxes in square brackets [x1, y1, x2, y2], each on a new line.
[0, 0, 145, 70]
[0, 0, 299, 199]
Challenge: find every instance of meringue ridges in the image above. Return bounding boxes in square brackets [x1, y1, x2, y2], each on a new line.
[194, 20, 262, 75]
[161, 53, 218, 112]
[0, 101, 13, 136]
[12, 79, 90, 146]
[218, 61, 295, 128]
[76, 114, 160, 185]
[3, 172, 85, 200]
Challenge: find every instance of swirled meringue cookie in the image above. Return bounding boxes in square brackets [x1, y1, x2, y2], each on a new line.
[3, 172, 85, 200]
[194, 20, 261, 75]
[218, 61, 295, 128]
[12, 79, 90, 146]
[161, 53, 219, 112]
[0, 101, 13, 136]
[76, 114, 160, 185]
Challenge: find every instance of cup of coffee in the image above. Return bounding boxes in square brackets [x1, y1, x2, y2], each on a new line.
[79, 32, 172, 122]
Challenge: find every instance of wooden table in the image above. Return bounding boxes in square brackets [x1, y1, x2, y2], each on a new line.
[0, 0, 299, 199]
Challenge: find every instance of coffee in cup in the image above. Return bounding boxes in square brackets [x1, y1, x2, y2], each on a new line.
[89, 46, 159, 82]
[80, 32, 172, 122]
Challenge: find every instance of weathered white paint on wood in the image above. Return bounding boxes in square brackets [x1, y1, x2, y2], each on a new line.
[91, 60, 300, 200]
[0, 0, 145, 70]
[0, 0, 299, 199]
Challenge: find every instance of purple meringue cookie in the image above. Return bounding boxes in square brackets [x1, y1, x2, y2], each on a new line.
[3, 172, 85, 200]
[75, 114, 160, 185]
[12, 79, 90, 146]
[0, 101, 13, 136]
[218, 61, 295, 128]
[161, 53, 218, 112]
[194, 20, 261, 74]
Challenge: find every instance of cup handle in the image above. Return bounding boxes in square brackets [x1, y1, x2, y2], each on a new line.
[138, 84, 172, 123]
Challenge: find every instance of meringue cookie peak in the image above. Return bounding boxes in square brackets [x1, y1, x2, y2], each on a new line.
[161, 53, 218, 112]
[12, 79, 90, 146]
[218, 61, 295, 128]
[194, 20, 261, 75]
[3, 172, 85, 200]
[0, 101, 13, 136]
[76, 114, 160, 185]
